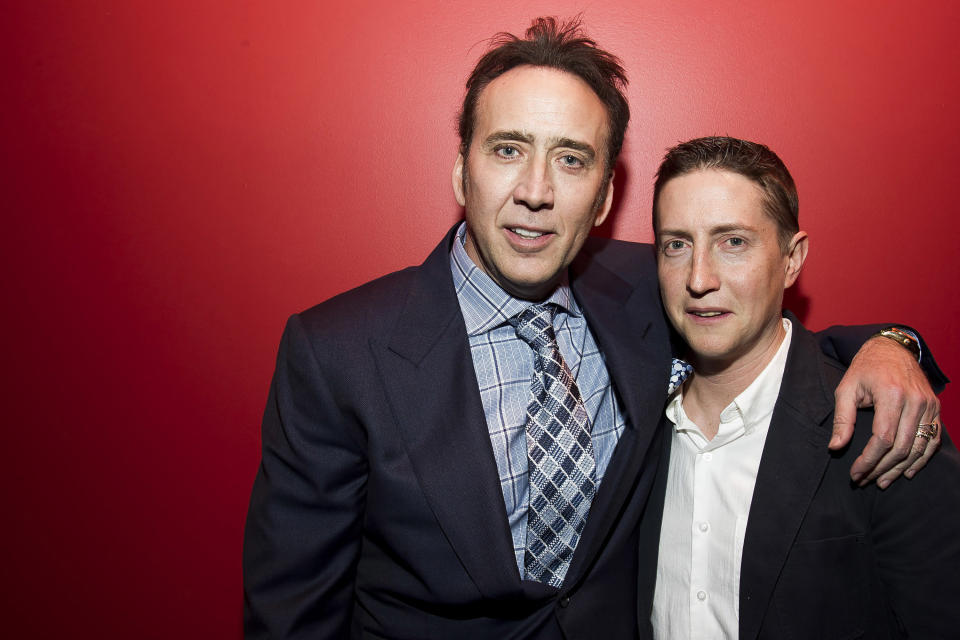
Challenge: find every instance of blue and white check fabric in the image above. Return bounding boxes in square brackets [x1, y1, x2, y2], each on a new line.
[668, 359, 694, 395]
[512, 303, 596, 587]
[449, 223, 626, 581]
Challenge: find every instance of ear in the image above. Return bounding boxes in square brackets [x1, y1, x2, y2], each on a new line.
[452, 153, 466, 207]
[783, 231, 809, 288]
[593, 170, 616, 227]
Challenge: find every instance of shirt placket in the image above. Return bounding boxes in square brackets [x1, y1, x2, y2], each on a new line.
[689, 441, 714, 639]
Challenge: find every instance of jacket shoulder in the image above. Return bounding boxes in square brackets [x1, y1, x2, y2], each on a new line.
[579, 236, 657, 283]
[297, 266, 421, 333]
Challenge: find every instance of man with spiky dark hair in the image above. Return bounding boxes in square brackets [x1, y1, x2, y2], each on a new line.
[243, 19, 944, 639]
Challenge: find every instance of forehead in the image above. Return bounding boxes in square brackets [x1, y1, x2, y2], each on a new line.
[472, 65, 609, 147]
[657, 169, 768, 229]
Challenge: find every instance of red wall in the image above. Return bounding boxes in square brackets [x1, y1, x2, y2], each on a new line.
[3, 1, 957, 637]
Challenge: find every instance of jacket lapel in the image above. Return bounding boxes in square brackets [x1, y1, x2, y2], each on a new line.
[372, 228, 522, 598]
[373, 233, 674, 596]
[738, 319, 835, 640]
[564, 242, 673, 585]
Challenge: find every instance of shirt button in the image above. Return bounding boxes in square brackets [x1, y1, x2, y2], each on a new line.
[703, 452, 713, 462]
[558, 596, 570, 608]
[698, 522, 709, 533]
[697, 591, 707, 601]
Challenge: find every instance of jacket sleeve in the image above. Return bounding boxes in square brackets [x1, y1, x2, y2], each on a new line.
[813, 323, 949, 393]
[870, 426, 960, 633]
[243, 313, 368, 638]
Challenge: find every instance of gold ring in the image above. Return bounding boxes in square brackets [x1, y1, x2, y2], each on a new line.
[916, 423, 939, 440]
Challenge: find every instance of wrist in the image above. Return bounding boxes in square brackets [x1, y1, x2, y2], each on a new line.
[873, 327, 922, 362]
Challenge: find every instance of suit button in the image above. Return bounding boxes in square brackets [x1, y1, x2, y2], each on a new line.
[558, 596, 570, 608]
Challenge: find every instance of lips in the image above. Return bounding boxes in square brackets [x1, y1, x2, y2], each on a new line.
[508, 226, 552, 239]
[510, 227, 544, 239]
[504, 226, 554, 251]
[686, 308, 730, 320]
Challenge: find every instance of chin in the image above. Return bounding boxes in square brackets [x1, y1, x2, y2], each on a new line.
[505, 271, 560, 297]
[687, 339, 735, 362]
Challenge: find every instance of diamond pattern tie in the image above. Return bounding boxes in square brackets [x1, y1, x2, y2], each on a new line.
[511, 303, 596, 588]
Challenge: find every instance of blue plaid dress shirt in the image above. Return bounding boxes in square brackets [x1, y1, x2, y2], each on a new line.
[449, 223, 627, 576]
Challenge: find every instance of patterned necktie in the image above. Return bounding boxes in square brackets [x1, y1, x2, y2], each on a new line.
[511, 303, 596, 588]
[668, 358, 694, 395]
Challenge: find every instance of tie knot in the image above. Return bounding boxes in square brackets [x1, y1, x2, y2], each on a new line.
[511, 303, 557, 352]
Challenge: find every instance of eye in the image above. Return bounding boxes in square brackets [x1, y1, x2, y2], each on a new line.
[559, 154, 585, 168]
[662, 239, 689, 256]
[494, 145, 520, 159]
[724, 236, 746, 249]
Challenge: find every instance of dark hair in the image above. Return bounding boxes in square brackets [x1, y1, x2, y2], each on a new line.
[652, 136, 799, 250]
[457, 16, 629, 180]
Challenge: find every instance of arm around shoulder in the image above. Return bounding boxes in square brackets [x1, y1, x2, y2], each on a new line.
[812, 321, 947, 484]
[243, 313, 368, 638]
[815, 322, 948, 392]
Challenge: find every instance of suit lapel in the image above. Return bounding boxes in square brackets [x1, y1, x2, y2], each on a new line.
[739, 319, 835, 640]
[372, 228, 521, 598]
[564, 242, 673, 585]
[373, 233, 673, 596]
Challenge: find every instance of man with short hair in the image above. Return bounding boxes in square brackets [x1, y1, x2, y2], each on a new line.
[243, 20, 945, 639]
[648, 136, 959, 638]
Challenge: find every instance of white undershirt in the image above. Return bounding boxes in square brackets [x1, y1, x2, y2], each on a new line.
[652, 319, 793, 640]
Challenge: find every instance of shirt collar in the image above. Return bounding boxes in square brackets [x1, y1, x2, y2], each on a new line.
[728, 318, 793, 430]
[449, 222, 581, 336]
[666, 318, 794, 443]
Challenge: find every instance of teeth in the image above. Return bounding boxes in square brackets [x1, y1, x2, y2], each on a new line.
[693, 311, 722, 317]
[512, 227, 544, 239]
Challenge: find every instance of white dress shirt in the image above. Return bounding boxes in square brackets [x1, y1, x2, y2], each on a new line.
[652, 319, 793, 639]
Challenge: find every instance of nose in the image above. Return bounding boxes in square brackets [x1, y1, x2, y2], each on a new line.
[513, 156, 554, 211]
[687, 248, 720, 296]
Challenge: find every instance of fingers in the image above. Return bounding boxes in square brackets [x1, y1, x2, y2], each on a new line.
[830, 380, 861, 451]
[865, 398, 941, 488]
[832, 334, 940, 487]
[857, 386, 928, 486]
[904, 430, 941, 478]
[848, 432, 895, 485]
[904, 400, 942, 479]
[874, 437, 926, 489]
[840, 382, 905, 483]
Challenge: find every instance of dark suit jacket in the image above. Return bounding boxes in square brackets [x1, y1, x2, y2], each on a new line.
[640, 314, 960, 639]
[243, 226, 674, 639]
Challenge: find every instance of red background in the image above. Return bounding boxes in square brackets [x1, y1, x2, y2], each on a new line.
[3, 1, 957, 637]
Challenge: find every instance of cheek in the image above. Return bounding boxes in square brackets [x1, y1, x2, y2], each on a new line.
[657, 266, 685, 308]
[569, 217, 598, 246]
[466, 162, 515, 206]
[722, 264, 756, 291]
[729, 266, 783, 312]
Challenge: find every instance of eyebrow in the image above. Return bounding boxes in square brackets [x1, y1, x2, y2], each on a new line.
[709, 223, 758, 235]
[656, 228, 693, 241]
[657, 224, 760, 239]
[481, 130, 598, 163]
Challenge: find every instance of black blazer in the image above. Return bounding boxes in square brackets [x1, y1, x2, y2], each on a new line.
[243, 226, 674, 639]
[641, 315, 960, 639]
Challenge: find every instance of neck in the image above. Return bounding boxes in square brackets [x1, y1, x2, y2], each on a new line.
[682, 320, 786, 440]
